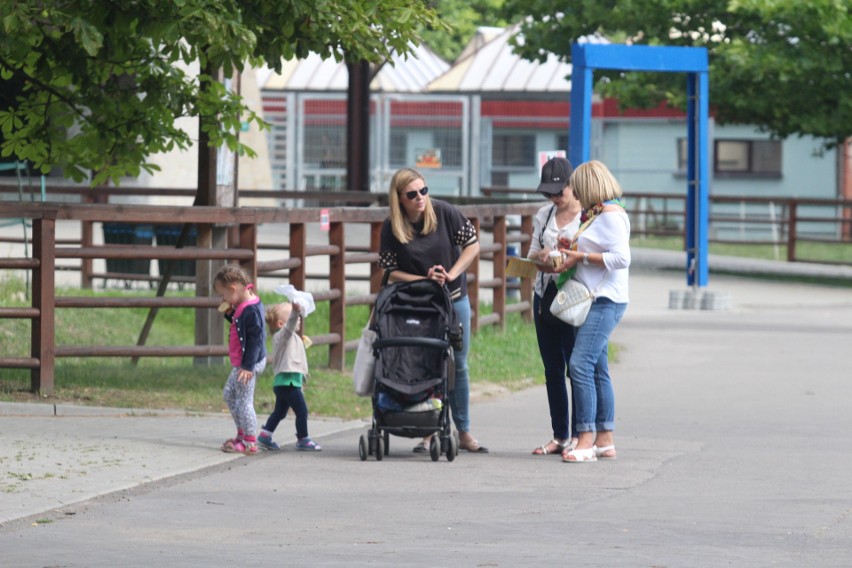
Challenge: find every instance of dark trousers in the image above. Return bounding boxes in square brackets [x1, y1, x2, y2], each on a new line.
[263, 385, 309, 439]
[533, 292, 577, 441]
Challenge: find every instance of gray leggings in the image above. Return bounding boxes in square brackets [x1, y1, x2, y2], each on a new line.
[223, 359, 266, 437]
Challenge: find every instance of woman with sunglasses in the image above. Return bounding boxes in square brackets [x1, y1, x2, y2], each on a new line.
[378, 167, 488, 454]
[527, 157, 583, 457]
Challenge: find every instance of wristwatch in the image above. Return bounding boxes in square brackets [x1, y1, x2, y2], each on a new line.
[582, 253, 590, 266]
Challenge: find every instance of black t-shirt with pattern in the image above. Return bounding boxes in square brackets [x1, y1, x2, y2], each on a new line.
[379, 199, 478, 300]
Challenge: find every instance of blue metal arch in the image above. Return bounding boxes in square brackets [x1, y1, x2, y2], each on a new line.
[569, 44, 710, 288]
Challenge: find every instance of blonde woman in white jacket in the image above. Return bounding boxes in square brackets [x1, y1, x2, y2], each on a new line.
[558, 161, 630, 463]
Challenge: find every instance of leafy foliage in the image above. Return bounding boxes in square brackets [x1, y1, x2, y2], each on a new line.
[502, 0, 852, 145]
[420, 0, 509, 62]
[0, 0, 443, 184]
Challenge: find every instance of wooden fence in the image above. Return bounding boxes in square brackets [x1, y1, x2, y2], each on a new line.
[482, 187, 852, 264]
[0, 200, 539, 395]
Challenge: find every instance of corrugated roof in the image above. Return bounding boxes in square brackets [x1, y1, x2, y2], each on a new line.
[429, 25, 609, 93]
[261, 42, 449, 93]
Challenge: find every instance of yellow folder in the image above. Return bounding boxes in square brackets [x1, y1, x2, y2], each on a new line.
[505, 256, 546, 279]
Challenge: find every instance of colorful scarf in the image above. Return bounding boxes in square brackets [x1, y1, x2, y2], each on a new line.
[555, 198, 626, 287]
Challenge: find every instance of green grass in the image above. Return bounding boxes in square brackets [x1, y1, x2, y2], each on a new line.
[5, 231, 848, 418]
[1, 277, 553, 419]
[632, 235, 852, 264]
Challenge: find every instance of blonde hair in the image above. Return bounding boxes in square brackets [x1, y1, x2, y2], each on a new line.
[570, 160, 623, 209]
[214, 264, 251, 288]
[388, 168, 437, 244]
[265, 303, 292, 334]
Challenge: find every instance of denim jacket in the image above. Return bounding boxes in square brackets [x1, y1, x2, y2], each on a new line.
[225, 301, 267, 371]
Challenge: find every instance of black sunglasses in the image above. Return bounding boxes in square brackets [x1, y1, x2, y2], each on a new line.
[402, 186, 429, 200]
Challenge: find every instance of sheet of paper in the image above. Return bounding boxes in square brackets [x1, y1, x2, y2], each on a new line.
[505, 256, 545, 279]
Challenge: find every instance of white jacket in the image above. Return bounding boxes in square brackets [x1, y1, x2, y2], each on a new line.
[575, 210, 631, 304]
[269, 309, 309, 378]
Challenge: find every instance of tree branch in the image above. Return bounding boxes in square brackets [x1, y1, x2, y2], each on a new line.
[0, 55, 86, 122]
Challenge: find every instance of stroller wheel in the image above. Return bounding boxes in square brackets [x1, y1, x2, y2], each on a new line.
[447, 435, 457, 462]
[358, 434, 368, 461]
[383, 430, 390, 456]
[375, 436, 384, 461]
[429, 436, 440, 462]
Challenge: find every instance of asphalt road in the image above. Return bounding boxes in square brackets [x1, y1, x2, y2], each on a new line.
[1, 270, 851, 567]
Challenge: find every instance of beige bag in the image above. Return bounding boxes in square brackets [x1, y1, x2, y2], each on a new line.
[549, 279, 594, 326]
[352, 315, 376, 397]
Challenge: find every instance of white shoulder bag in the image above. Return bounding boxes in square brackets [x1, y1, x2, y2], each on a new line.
[549, 272, 607, 327]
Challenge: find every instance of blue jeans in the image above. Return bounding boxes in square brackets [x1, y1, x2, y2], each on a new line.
[263, 385, 309, 439]
[533, 293, 576, 441]
[569, 298, 627, 433]
[449, 296, 471, 433]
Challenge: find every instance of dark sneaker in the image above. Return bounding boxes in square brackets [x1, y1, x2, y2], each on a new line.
[257, 434, 280, 451]
[296, 437, 321, 451]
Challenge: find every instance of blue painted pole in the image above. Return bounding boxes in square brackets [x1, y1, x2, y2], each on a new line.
[696, 71, 710, 287]
[569, 44, 593, 166]
[686, 73, 698, 287]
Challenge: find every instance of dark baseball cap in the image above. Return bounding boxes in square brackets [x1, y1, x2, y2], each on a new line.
[537, 157, 574, 195]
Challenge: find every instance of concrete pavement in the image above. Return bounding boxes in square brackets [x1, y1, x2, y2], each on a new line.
[0, 403, 364, 526]
[1, 267, 851, 566]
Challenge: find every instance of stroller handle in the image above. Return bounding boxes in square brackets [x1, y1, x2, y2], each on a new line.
[372, 337, 450, 351]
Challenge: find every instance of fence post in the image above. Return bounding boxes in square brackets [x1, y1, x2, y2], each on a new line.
[80, 192, 95, 289]
[31, 217, 55, 394]
[289, 222, 306, 290]
[328, 220, 345, 370]
[787, 200, 798, 262]
[369, 221, 383, 295]
[492, 215, 507, 331]
[239, 222, 258, 283]
[519, 213, 534, 322]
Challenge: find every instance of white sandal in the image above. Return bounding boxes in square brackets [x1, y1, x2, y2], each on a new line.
[594, 445, 617, 460]
[562, 447, 597, 463]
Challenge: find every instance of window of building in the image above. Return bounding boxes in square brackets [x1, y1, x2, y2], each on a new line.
[490, 172, 509, 187]
[389, 130, 407, 166]
[303, 126, 346, 168]
[492, 133, 536, 167]
[676, 138, 782, 177]
[556, 134, 569, 156]
[434, 130, 462, 168]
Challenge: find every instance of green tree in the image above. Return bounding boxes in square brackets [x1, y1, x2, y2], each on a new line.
[503, 0, 852, 145]
[0, 0, 444, 184]
[421, 0, 508, 62]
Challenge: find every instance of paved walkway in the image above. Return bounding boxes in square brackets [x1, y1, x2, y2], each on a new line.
[1, 266, 851, 566]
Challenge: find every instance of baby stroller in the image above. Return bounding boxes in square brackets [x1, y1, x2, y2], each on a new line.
[358, 279, 462, 462]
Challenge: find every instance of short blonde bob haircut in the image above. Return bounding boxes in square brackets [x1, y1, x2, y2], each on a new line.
[265, 303, 292, 332]
[570, 160, 623, 209]
[387, 168, 437, 244]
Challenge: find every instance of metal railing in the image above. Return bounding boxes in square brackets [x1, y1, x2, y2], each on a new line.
[481, 187, 852, 264]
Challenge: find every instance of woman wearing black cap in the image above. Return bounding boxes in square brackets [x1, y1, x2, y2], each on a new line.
[527, 157, 583, 456]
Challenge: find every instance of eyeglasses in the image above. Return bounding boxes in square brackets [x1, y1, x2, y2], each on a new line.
[402, 186, 429, 200]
